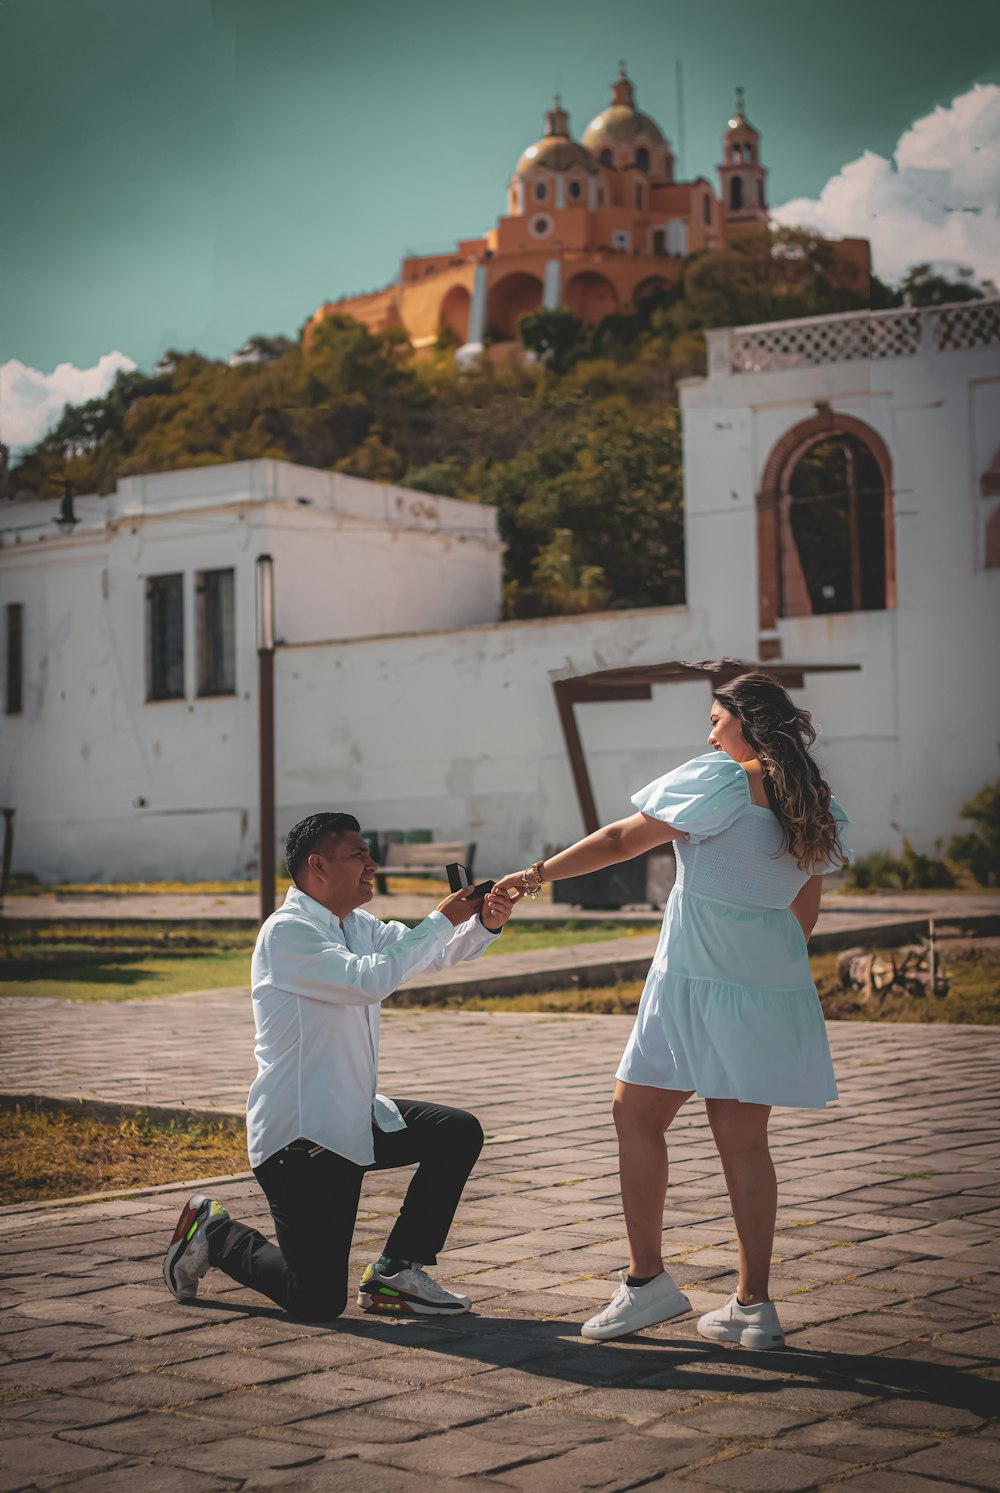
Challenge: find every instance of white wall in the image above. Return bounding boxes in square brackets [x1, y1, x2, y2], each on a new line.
[1, 461, 502, 880]
[680, 332, 1000, 856]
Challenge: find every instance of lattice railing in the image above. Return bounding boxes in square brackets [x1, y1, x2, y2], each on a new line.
[705, 300, 1000, 376]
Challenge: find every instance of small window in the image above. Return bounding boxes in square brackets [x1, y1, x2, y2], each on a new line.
[730, 176, 743, 211]
[703, 194, 712, 224]
[529, 215, 552, 238]
[196, 568, 236, 697]
[652, 228, 666, 254]
[145, 573, 184, 701]
[635, 146, 650, 171]
[600, 148, 613, 166]
[5, 603, 23, 715]
[569, 179, 582, 201]
[534, 181, 548, 201]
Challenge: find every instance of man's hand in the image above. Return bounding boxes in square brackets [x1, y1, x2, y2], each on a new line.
[479, 886, 514, 933]
[435, 886, 487, 926]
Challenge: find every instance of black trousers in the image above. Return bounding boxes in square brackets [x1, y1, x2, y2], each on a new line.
[207, 1098, 484, 1322]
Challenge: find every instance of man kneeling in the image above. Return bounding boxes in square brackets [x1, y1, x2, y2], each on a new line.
[163, 812, 512, 1321]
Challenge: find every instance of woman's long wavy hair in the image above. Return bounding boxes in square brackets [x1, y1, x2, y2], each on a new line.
[712, 672, 839, 872]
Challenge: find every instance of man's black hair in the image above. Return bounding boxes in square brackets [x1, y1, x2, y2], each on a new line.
[285, 812, 361, 884]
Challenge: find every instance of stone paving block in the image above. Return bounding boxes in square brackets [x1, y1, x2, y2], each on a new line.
[778, 1418, 937, 1462]
[158, 1431, 330, 1478]
[691, 1446, 852, 1490]
[831, 1473, 970, 1492]
[360, 1426, 549, 1477]
[368, 1385, 528, 1427]
[668, 1402, 821, 1438]
[65, 1408, 245, 1456]
[855, 1397, 987, 1431]
[892, 1436, 1000, 1485]
[44, 1461, 237, 1493]
[265, 1407, 433, 1447]
[0, 1432, 124, 1492]
[492, 1430, 717, 1490]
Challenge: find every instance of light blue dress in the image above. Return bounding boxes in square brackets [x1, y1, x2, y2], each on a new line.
[616, 752, 851, 1109]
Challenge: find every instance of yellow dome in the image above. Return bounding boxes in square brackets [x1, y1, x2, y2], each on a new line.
[582, 104, 665, 150]
[515, 98, 601, 178]
[516, 135, 600, 178]
[582, 67, 665, 153]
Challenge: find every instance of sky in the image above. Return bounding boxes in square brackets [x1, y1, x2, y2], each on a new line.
[2, 0, 999, 450]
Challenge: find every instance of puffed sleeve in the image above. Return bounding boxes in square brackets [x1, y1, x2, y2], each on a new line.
[815, 794, 854, 873]
[631, 753, 751, 843]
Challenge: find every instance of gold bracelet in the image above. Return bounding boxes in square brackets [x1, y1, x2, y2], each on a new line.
[532, 860, 546, 886]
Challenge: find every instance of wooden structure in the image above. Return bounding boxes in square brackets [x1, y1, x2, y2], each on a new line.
[551, 657, 861, 835]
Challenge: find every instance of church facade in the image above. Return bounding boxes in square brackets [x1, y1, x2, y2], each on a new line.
[308, 69, 870, 356]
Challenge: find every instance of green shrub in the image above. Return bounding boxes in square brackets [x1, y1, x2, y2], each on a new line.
[949, 776, 1000, 887]
[845, 839, 954, 892]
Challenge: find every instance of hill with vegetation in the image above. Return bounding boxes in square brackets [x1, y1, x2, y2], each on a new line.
[8, 235, 984, 618]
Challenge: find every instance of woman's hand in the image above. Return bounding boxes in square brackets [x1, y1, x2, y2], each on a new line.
[480, 886, 515, 932]
[491, 870, 528, 901]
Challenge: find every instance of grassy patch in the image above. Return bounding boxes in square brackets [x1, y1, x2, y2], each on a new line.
[810, 947, 1000, 1025]
[0, 920, 652, 1001]
[0, 1105, 248, 1205]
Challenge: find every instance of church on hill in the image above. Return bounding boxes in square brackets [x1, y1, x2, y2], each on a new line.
[307, 67, 869, 357]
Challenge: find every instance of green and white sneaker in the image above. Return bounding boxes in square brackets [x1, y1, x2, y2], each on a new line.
[164, 1195, 229, 1302]
[358, 1262, 470, 1316]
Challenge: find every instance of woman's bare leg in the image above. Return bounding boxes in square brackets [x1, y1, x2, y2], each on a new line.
[612, 1081, 693, 1277]
[705, 1098, 776, 1303]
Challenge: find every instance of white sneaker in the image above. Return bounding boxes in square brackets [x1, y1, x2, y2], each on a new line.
[358, 1262, 471, 1315]
[581, 1270, 691, 1341]
[164, 1195, 229, 1302]
[697, 1293, 785, 1349]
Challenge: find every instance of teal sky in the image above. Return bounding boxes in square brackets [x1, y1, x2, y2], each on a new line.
[2, 0, 998, 374]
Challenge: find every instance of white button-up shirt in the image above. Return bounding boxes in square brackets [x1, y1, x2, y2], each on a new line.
[246, 886, 499, 1168]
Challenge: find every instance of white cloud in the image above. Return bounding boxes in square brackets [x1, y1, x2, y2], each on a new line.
[772, 83, 1000, 287]
[0, 351, 137, 454]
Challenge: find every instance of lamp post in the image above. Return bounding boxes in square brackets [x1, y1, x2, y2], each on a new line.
[256, 554, 276, 926]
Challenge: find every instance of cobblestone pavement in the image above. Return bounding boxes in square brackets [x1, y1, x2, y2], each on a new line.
[2, 1004, 999, 1491]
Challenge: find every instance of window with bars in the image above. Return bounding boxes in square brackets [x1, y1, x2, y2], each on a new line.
[196, 568, 235, 696]
[5, 603, 23, 715]
[783, 437, 887, 617]
[145, 574, 185, 701]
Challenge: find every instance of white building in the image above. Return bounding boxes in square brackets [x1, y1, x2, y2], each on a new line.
[2, 299, 998, 882]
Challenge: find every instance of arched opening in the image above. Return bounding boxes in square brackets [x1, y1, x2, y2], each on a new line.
[635, 146, 650, 171]
[600, 148, 613, 166]
[438, 284, 470, 344]
[785, 438, 887, 616]
[564, 271, 620, 324]
[488, 273, 544, 339]
[757, 410, 897, 634]
[729, 176, 743, 211]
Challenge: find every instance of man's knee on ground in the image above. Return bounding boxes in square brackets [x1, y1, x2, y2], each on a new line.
[287, 1285, 349, 1323]
[450, 1110, 485, 1159]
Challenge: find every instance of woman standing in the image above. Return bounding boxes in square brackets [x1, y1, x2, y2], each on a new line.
[495, 672, 850, 1348]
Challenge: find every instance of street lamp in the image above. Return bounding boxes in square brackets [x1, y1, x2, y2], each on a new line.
[256, 554, 276, 925]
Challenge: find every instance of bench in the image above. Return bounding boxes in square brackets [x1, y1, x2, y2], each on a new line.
[374, 840, 476, 896]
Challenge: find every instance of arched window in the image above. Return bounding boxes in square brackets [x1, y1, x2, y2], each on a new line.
[569, 178, 582, 201]
[600, 148, 613, 166]
[783, 437, 887, 616]
[534, 181, 548, 201]
[729, 176, 743, 210]
[635, 146, 650, 171]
